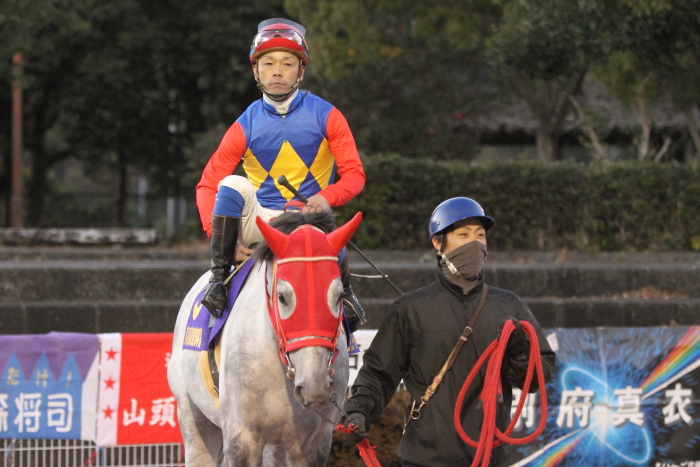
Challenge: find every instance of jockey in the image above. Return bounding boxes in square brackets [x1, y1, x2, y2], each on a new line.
[196, 18, 367, 330]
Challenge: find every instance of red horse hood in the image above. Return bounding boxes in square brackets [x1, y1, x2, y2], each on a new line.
[257, 213, 362, 358]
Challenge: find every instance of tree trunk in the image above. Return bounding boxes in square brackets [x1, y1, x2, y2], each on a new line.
[25, 99, 48, 227]
[116, 152, 128, 228]
[535, 125, 561, 162]
[522, 71, 586, 162]
[24, 83, 75, 227]
[632, 74, 654, 161]
[1, 145, 10, 226]
[684, 104, 700, 162]
[635, 95, 652, 160]
[26, 143, 48, 227]
[569, 95, 608, 160]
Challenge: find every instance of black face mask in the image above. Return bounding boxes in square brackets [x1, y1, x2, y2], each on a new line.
[438, 241, 487, 295]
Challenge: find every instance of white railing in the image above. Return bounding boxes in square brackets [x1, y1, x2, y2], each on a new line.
[0, 440, 183, 467]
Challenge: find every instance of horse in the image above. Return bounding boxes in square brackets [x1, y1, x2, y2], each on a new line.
[167, 210, 362, 466]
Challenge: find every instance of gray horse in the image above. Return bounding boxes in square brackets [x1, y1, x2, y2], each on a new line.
[168, 211, 361, 466]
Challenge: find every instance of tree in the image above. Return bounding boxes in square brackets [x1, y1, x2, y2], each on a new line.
[0, 0, 95, 226]
[483, 0, 618, 161]
[50, 0, 287, 227]
[0, 0, 285, 227]
[667, 51, 700, 162]
[592, 53, 667, 161]
[0, 71, 11, 223]
[583, 0, 700, 162]
[630, 0, 700, 162]
[286, 0, 500, 160]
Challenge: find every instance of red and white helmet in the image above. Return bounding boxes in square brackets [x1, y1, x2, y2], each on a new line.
[250, 18, 309, 65]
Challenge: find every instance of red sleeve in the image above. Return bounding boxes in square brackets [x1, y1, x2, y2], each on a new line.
[319, 107, 366, 206]
[196, 122, 247, 237]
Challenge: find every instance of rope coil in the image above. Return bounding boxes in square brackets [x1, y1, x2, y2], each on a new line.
[338, 319, 548, 467]
[453, 320, 548, 467]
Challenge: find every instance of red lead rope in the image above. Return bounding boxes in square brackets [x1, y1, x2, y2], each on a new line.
[453, 320, 548, 467]
[338, 320, 547, 467]
[334, 425, 382, 467]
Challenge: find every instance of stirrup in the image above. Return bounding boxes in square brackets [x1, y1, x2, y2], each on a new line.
[343, 287, 367, 333]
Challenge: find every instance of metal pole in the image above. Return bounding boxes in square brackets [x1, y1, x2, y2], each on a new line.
[10, 53, 24, 228]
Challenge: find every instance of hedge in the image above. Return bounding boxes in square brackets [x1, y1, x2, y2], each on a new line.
[335, 155, 700, 252]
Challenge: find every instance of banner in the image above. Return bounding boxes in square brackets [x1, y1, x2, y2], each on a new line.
[506, 326, 700, 467]
[353, 327, 700, 466]
[3, 326, 699, 463]
[0, 332, 99, 440]
[96, 333, 181, 446]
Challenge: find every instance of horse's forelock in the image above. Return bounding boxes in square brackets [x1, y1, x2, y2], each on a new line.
[253, 211, 338, 262]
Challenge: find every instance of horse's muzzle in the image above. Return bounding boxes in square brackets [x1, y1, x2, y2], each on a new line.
[294, 379, 333, 409]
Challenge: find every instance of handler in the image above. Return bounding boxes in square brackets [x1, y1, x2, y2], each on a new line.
[341, 197, 556, 466]
[196, 18, 366, 326]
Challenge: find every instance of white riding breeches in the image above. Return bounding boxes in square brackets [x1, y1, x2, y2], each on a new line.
[217, 175, 283, 247]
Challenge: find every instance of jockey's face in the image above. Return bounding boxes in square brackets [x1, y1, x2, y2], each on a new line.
[253, 51, 305, 94]
[431, 218, 486, 255]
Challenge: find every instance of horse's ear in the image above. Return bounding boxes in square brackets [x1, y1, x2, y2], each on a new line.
[256, 216, 290, 257]
[326, 212, 363, 255]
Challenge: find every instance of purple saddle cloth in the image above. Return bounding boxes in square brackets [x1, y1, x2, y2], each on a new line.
[182, 259, 255, 351]
[181, 258, 360, 355]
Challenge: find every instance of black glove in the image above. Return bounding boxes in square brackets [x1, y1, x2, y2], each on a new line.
[342, 412, 369, 444]
[501, 318, 529, 357]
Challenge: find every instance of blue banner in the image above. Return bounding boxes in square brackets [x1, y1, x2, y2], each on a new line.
[508, 326, 700, 467]
[0, 332, 99, 440]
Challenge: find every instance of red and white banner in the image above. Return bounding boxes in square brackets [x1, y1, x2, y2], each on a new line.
[96, 333, 181, 446]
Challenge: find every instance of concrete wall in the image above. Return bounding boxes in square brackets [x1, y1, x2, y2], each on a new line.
[1, 247, 699, 335]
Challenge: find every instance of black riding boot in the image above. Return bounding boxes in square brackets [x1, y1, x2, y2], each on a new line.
[339, 254, 367, 333]
[201, 215, 240, 318]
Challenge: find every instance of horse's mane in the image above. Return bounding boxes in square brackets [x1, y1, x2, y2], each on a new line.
[252, 210, 338, 262]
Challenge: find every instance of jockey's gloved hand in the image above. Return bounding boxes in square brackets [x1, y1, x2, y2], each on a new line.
[342, 412, 369, 444]
[501, 318, 529, 358]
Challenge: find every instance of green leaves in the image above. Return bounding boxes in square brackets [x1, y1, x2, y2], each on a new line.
[337, 156, 700, 251]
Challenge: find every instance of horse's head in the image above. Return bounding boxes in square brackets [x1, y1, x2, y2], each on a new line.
[256, 211, 362, 408]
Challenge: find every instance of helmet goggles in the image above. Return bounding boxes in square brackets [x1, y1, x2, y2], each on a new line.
[250, 19, 309, 64]
[252, 29, 306, 51]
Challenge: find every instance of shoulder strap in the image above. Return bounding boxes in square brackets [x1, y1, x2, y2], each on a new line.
[409, 284, 489, 421]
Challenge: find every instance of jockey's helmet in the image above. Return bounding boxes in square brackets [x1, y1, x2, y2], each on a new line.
[250, 18, 309, 65]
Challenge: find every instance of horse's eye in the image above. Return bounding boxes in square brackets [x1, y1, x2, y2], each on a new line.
[278, 294, 287, 306]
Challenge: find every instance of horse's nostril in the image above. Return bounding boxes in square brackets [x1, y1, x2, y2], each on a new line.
[294, 385, 306, 405]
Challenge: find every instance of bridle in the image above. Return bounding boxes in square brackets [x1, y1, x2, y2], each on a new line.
[256, 213, 363, 383]
[265, 248, 344, 382]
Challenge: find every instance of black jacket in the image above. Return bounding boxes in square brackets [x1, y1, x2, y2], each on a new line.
[345, 271, 556, 466]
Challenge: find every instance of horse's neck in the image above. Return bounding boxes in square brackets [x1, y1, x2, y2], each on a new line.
[225, 261, 284, 379]
[229, 261, 273, 334]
